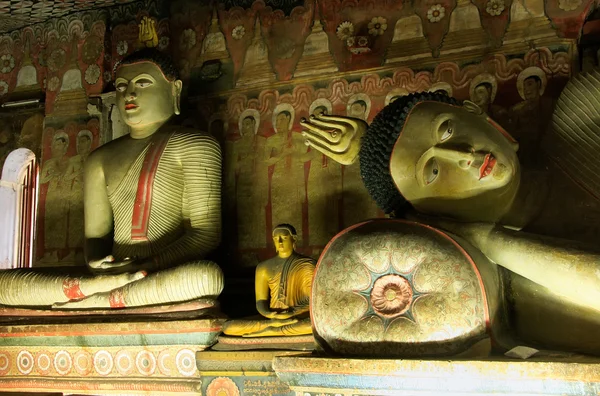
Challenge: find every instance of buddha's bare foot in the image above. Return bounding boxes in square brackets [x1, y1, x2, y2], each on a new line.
[80, 271, 146, 296]
[52, 293, 108, 310]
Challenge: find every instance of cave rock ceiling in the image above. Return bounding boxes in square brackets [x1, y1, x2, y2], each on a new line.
[0, 0, 139, 33]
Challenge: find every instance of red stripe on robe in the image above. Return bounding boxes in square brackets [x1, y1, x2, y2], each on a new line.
[131, 132, 173, 241]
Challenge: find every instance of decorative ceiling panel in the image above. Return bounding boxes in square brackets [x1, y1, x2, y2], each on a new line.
[0, 0, 141, 33]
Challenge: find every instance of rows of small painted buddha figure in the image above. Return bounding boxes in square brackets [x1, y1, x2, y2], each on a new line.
[2, 46, 600, 357]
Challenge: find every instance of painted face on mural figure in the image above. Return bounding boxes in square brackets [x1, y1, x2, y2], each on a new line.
[210, 119, 224, 136]
[78, 135, 92, 155]
[51, 137, 68, 159]
[349, 100, 367, 119]
[0, 129, 10, 145]
[389, 101, 520, 221]
[115, 61, 182, 136]
[275, 111, 291, 134]
[472, 83, 492, 109]
[523, 76, 542, 101]
[312, 106, 328, 117]
[242, 116, 256, 136]
[272, 226, 296, 258]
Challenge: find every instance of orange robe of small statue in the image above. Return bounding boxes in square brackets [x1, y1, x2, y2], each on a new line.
[223, 224, 315, 337]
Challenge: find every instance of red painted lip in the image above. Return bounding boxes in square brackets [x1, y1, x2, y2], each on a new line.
[479, 153, 496, 179]
[125, 103, 138, 110]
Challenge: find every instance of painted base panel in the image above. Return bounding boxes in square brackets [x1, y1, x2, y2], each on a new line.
[273, 354, 600, 396]
[0, 318, 224, 394]
[197, 350, 307, 396]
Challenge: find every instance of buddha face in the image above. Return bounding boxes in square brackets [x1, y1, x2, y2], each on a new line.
[312, 106, 327, 117]
[472, 85, 491, 109]
[78, 135, 92, 155]
[390, 101, 520, 222]
[0, 128, 10, 145]
[51, 137, 68, 159]
[349, 101, 367, 119]
[523, 77, 541, 101]
[272, 228, 295, 257]
[115, 61, 182, 131]
[275, 112, 291, 134]
[241, 116, 255, 136]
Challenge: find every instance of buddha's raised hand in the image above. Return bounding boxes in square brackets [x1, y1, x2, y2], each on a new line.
[300, 114, 367, 166]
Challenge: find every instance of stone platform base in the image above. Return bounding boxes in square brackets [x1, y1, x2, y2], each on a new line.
[273, 353, 600, 396]
[212, 334, 316, 351]
[0, 317, 225, 394]
[196, 350, 306, 396]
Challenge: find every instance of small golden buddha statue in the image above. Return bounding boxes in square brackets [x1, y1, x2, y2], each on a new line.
[300, 91, 600, 355]
[222, 224, 315, 337]
[0, 45, 224, 309]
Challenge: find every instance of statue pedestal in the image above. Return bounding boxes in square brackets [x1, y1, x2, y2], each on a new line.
[196, 350, 305, 396]
[273, 354, 600, 396]
[0, 315, 225, 394]
[213, 334, 315, 351]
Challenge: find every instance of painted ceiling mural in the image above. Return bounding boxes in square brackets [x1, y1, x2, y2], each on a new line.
[0, 0, 140, 33]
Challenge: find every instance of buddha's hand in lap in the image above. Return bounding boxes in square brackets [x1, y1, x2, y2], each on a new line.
[300, 114, 367, 166]
[88, 255, 140, 273]
[270, 318, 299, 327]
[267, 308, 304, 320]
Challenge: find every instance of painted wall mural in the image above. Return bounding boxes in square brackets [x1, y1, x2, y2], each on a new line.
[36, 118, 100, 266]
[0, 0, 589, 269]
[188, 46, 572, 267]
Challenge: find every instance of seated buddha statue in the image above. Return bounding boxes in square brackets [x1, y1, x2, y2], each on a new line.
[222, 224, 315, 337]
[0, 48, 224, 310]
[300, 89, 600, 355]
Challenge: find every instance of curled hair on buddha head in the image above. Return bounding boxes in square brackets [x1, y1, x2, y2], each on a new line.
[273, 223, 297, 237]
[359, 91, 460, 216]
[115, 47, 179, 81]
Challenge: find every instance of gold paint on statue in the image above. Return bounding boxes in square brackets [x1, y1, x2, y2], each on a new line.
[223, 224, 315, 337]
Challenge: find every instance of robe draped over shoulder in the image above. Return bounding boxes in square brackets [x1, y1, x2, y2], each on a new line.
[267, 252, 315, 310]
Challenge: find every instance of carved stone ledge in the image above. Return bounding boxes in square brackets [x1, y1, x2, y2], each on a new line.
[274, 354, 600, 396]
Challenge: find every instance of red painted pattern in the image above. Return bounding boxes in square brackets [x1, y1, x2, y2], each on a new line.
[130, 132, 172, 241]
[108, 289, 126, 308]
[62, 278, 86, 300]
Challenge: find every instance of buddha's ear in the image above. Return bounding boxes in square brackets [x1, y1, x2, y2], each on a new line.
[463, 100, 483, 115]
[173, 79, 183, 115]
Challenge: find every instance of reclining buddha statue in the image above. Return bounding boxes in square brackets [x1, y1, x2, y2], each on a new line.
[0, 48, 224, 310]
[300, 74, 600, 357]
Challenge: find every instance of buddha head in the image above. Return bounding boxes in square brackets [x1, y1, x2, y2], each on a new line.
[360, 92, 521, 222]
[241, 115, 256, 137]
[517, 67, 546, 103]
[275, 111, 292, 134]
[272, 224, 297, 258]
[77, 130, 92, 156]
[349, 100, 367, 119]
[114, 48, 182, 133]
[472, 83, 493, 109]
[51, 133, 68, 159]
[312, 106, 328, 117]
[523, 76, 542, 101]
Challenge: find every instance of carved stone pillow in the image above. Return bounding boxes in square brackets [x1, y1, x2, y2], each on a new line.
[311, 219, 504, 357]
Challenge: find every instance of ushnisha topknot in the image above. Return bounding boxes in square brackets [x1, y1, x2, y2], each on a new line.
[272, 223, 298, 236]
[115, 47, 179, 81]
[359, 91, 460, 215]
